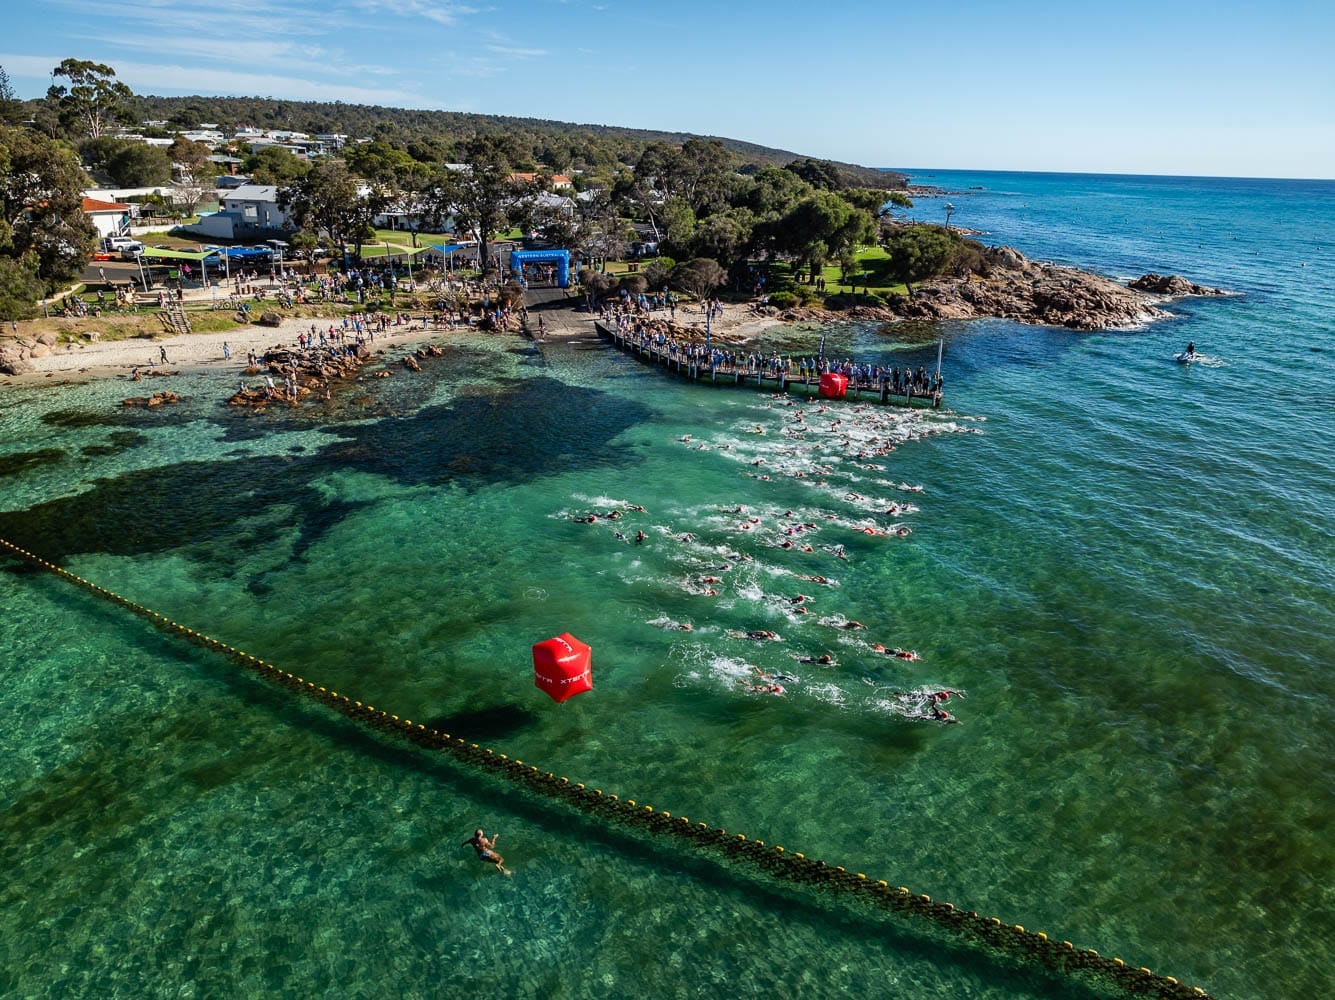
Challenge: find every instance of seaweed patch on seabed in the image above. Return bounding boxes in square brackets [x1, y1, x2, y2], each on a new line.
[0, 448, 66, 478]
[317, 376, 651, 484]
[79, 431, 150, 458]
[0, 377, 651, 567]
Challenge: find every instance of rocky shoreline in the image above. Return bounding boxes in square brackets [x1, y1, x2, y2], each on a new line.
[0, 248, 1231, 379]
[765, 246, 1228, 331]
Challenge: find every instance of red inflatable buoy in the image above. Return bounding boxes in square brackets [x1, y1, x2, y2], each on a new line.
[819, 373, 848, 399]
[533, 633, 593, 703]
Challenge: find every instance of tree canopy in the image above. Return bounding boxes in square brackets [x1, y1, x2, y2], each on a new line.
[881, 224, 987, 294]
[429, 137, 525, 271]
[48, 59, 133, 139]
[106, 142, 172, 187]
[0, 125, 96, 284]
[279, 160, 384, 255]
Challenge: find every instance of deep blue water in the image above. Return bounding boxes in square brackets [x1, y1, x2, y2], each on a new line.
[1, 170, 1332, 999]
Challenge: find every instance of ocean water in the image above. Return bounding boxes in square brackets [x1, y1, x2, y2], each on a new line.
[1, 170, 1332, 999]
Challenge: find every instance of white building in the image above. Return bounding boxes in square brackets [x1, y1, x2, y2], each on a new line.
[81, 197, 134, 238]
[184, 184, 291, 240]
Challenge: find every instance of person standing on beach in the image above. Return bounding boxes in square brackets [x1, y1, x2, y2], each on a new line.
[223, 342, 231, 360]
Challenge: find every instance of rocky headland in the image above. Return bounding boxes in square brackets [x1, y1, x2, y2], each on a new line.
[765, 246, 1228, 331]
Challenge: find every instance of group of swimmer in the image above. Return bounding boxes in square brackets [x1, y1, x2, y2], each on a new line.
[559, 397, 968, 722]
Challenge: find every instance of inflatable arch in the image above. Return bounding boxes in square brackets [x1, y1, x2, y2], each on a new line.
[510, 249, 571, 288]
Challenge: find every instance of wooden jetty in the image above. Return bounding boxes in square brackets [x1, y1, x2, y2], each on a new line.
[595, 322, 943, 408]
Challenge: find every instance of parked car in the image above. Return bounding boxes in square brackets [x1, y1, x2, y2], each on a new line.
[119, 242, 146, 261]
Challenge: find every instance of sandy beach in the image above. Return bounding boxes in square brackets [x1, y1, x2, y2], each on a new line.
[6, 296, 788, 387]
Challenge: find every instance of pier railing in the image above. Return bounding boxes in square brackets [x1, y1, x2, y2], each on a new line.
[595, 322, 943, 408]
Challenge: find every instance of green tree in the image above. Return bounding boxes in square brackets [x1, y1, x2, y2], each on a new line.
[79, 135, 130, 171]
[773, 190, 876, 280]
[688, 207, 754, 267]
[0, 125, 96, 289]
[0, 253, 45, 320]
[286, 228, 319, 265]
[433, 137, 522, 271]
[881, 224, 958, 296]
[784, 157, 845, 191]
[579, 267, 615, 309]
[670, 257, 727, 302]
[245, 145, 309, 185]
[168, 137, 212, 181]
[659, 197, 696, 257]
[671, 138, 736, 216]
[279, 159, 385, 256]
[48, 58, 133, 138]
[0, 65, 22, 126]
[344, 139, 418, 184]
[106, 143, 173, 186]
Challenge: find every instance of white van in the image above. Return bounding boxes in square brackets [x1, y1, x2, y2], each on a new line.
[105, 236, 137, 251]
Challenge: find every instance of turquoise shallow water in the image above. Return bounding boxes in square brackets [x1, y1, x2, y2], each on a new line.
[1, 171, 1332, 999]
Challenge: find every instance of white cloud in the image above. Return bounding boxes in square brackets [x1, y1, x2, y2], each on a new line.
[343, 0, 479, 26]
[111, 58, 436, 107]
[485, 45, 546, 58]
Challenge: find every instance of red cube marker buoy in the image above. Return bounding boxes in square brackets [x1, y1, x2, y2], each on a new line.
[819, 372, 848, 399]
[533, 633, 593, 703]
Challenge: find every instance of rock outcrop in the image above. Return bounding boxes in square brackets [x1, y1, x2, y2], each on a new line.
[751, 249, 1229, 333]
[902, 251, 1167, 330]
[122, 391, 182, 408]
[1128, 273, 1228, 297]
[0, 343, 34, 375]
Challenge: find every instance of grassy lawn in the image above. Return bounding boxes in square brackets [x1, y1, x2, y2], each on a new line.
[369, 228, 453, 246]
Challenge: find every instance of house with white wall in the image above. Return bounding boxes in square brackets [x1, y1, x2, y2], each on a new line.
[81, 197, 134, 238]
[183, 184, 292, 240]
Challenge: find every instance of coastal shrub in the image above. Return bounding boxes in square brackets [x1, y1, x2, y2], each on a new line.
[767, 291, 798, 309]
[642, 259, 673, 290]
[618, 273, 648, 296]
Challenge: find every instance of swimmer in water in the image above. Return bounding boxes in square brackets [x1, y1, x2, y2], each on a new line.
[462, 828, 511, 875]
[731, 629, 780, 641]
[649, 618, 694, 632]
[635, 529, 645, 545]
[797, 653, 836, 666]
[891, 648, 921, 661]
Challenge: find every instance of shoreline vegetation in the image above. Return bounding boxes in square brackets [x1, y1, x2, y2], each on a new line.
[0, 250, 1226, 390]
[2, 66, 1227, 387]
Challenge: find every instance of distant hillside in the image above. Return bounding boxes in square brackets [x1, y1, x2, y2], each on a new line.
[131, 95, 907, 189]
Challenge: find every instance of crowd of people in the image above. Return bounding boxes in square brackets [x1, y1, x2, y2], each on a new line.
[603, 315, 944, 398]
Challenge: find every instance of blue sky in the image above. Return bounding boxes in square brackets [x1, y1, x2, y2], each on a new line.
[4, 0, 1333, 179]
